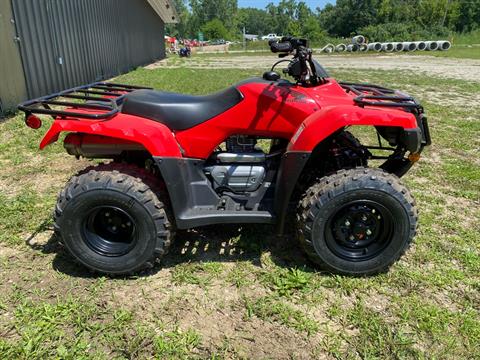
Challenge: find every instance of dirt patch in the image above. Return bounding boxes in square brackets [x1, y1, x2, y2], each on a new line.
[0, 155, 92, 198]
[192, 44, 230, 53]
[0, 244, 22, 259]
[399, 84, 480, 108]
[102, 279, 330, 359]
[148, 54, 480, 82]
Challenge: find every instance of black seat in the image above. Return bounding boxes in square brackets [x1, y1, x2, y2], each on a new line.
[121, 87, 243, 130]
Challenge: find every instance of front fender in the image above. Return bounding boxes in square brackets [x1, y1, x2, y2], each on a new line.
[288, 105, 418, 152]
[40, 113, 182, 157]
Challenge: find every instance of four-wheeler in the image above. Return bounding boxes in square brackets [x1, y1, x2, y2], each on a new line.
[19, 37, 431, 276]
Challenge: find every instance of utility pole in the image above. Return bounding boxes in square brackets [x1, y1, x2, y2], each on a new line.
[243, 27, 246, 52]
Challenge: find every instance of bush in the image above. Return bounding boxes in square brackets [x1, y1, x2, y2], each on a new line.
[359, 22, 451, 42]
[452, 29, 480, 44]
[202, 19, 229, 41]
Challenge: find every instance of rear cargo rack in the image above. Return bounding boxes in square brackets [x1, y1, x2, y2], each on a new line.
[18, 82, 152, 120]
[339, 82, 420, 109]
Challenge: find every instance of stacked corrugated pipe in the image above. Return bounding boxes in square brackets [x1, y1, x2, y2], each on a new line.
[323, 35, 452, 53]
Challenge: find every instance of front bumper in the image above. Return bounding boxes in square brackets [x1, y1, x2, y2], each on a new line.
[402, 113, 431, 153]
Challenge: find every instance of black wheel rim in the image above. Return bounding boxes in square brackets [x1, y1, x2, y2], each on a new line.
[325, 200, 395, 262]
[83, 206, 137, 257]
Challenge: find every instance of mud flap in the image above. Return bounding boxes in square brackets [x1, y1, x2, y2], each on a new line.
[273, 151, 310, 235]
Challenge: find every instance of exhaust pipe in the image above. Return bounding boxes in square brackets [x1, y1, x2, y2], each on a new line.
[367, 42, 382, 52]
[437, 40, 451, 51]
[413, 41, 427, 51]
[352, 35, 365, 45]
[335, 44, 347, 52]
[381, 43, 395, 52]
[403, 42, 417, 51]
[425, 41, 439, 51]
[347, 44, 360, 52]
[64, 134, 144, 158]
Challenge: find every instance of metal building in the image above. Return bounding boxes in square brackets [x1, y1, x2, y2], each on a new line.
[0, 0, 177, 116]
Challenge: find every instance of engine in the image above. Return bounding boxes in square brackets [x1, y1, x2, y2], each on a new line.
[204, 135, 267, 193]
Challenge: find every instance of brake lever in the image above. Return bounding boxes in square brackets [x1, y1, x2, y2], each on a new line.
[278, 53, 289, 58]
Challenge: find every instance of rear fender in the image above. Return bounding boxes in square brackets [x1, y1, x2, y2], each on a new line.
[40, 113, 182, 157]
[288, 105, 418, 152]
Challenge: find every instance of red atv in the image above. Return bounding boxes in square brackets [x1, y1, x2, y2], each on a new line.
[19, 37, 430, 276]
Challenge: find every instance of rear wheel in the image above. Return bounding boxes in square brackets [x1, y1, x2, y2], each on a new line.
[296, 168, 417, 275]
[54, 163, 174, 275]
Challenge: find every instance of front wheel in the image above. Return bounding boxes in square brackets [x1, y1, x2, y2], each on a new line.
[54, 163, 174, 275]
[296, 168, 417, 276]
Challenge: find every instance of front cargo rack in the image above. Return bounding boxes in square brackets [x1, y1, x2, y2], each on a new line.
[18, 82, 152, 120]
[339, 82, 421, 109]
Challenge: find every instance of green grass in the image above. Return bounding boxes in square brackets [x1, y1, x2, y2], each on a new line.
[243, 296, 319, 335]
[451, 29, 480, 45]
[116, 67, 258, 94]
[0, 55, 479, 358]
[0, 294, 201, 359]
[413, 45, 480, 59]
[171, 262, 224, 287]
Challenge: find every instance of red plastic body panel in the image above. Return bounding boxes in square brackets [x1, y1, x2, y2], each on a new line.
[38, 78, 418, 159]
[40, 112, 182, 157]
[288, 104, 418, 152]
[173, 82, 319, 158]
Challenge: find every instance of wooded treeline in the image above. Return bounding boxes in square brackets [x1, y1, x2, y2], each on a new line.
[167, 0, 480, 42]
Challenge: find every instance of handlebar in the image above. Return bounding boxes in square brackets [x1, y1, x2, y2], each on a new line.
[269, 37, 308, 54]
[269, 40, 293, 53]
[268, 37, 326, 85]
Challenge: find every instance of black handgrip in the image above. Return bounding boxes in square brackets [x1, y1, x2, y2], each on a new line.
[270, 41, 292, 53]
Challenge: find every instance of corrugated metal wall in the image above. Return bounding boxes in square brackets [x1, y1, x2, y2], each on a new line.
[0, 0, 27, 116]
[11, 0, 165, 100]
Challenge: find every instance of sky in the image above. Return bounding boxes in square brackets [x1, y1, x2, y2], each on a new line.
[237, 0, 335, 10]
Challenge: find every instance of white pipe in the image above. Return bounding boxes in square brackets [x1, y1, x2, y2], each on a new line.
[367, 42, 382, 52]
[335, 44, 347, 52]
[403, 42, 417, 51]
[437, 40, 451, 51]
[382, 43, 395, 52]
[393, 42, 404, 51]
[425, 41, 439, 51]
[413, 41, 427, 51]
[359, 44, 368, 52]
[347, 44, 360, 52]
[320, 43, 335, 53]
[352, 35, 365, 45]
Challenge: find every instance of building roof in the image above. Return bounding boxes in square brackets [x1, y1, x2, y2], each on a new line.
[147, 0, 179, 23]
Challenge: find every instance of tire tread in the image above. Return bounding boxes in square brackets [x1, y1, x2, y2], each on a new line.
[296, 168, 417, 275]
[54, 162, 175, 275]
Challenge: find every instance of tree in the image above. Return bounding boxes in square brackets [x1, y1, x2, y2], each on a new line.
[202, 19, 230, 40]
[237, 8, 271, 36]
[319, 0, 381, 37]
[302, 16, 327, 42]
[455, 0, 480, 31]
[167, 0, 480, 42]
[190, 0, 238, 34]
[286, 21, 302, 36]
[165, 0, 191, 38]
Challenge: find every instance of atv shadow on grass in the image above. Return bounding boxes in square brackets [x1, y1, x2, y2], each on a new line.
[26, 222, 311, 278]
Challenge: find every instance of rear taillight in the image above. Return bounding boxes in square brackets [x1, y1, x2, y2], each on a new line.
[25, 114, 42, 129]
